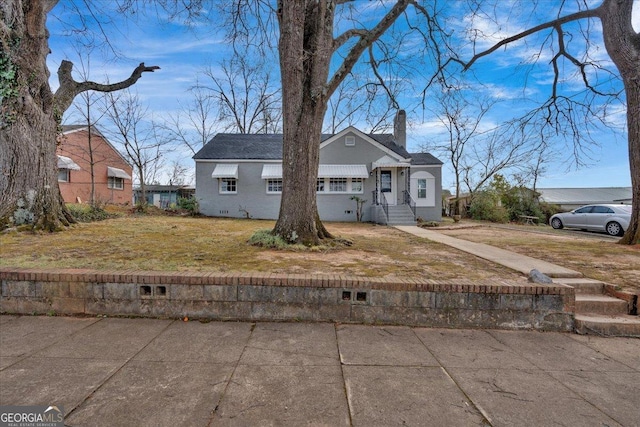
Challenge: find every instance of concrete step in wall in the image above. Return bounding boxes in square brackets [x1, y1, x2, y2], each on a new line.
[553, 278, 604, 294]
[386, 206, 416, 226]
[554, 278, 638, 336]
[387, 219, 417, 225]
[575, 294, 629, 315]
[575, 314, 640, 337]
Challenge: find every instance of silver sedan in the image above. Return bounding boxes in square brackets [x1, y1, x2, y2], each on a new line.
[549, 204, 631, 236]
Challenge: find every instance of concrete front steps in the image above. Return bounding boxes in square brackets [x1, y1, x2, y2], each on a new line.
[554, 278, 640, 337]
[385, 205, 416, 226]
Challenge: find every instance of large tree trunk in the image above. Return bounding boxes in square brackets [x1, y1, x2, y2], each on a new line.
[0, 0, 72, 230]
[617, 76, 640, 245]
[1, 1, 158, 230]
[273, 1, 335, 245]
[600, 0, 640, 245]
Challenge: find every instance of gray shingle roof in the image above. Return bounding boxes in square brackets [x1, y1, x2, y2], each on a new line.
[193, 132, 419, 161]
[368, 134, 412, 158]
[408, 152, 443, 165]
[193, 134, 287, 160]
[134, 185, 191, 192]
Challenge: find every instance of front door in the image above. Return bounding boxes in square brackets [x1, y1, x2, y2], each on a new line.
[380, 169, 396, 205]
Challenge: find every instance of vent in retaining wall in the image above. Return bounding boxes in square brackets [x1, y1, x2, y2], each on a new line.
[341, 289, 368, 304]
[139, 285, 167, 299]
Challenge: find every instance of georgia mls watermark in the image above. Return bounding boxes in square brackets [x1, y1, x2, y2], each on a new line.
[0, 406, 64, 427]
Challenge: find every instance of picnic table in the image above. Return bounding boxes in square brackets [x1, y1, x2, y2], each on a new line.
[519, 215, 540, 225]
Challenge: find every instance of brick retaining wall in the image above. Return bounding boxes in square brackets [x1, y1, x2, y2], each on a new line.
[0, 268, 575, 331]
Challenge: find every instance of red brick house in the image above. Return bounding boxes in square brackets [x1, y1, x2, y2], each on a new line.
[56, 125, 133, 205]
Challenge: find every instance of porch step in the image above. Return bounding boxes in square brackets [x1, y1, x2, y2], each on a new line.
[385, 205, 416, 226]
[553, 278, 605, 294]
[575, 314, 640, 337]
[575, 294, 629, 315]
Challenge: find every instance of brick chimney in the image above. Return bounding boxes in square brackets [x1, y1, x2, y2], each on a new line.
[394, 110, 406, 148]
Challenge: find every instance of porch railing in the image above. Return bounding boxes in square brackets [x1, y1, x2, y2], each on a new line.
[373, 190, 389, 222]
[381, 193, 389, 220]
[403, 190, 416, 219]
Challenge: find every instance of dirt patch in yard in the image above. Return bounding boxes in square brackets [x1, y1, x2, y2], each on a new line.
[0, 216, 524, 283]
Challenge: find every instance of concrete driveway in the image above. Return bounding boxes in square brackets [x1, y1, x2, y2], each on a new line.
[1, 315, 639, 426]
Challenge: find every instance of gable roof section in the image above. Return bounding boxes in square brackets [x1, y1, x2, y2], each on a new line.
[61, 124, 105, 138]
[320, 126, 411, 160]
[60, 124, 132, 168]
[372, 155, 410, 169]
[194, 128, 413, 161]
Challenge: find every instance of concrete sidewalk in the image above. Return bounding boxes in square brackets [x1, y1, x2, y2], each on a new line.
[395, 226, 583, 278]
[1, 315, 639, 426]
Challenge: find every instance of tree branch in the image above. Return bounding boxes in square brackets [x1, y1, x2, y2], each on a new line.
[325, 0, 410, 100]
[53, 60, 160, 117]
[367, 45, 399, 109]
[463, 8, 601, 71]
[333, 28, 369, 52]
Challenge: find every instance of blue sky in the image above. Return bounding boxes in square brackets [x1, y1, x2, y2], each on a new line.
[45, 1, 636, 191]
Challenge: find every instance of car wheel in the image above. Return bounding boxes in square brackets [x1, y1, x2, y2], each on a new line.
[551, 217, 563, 229]
[606, 221, 623, 237]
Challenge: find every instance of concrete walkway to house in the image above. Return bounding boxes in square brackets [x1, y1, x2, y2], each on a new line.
[1, 315, 639, 426]
[395, 226, 583, 278]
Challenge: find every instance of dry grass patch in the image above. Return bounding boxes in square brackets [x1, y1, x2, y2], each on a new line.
[439, 226, 640, 293]
[0, 215, 523, 282]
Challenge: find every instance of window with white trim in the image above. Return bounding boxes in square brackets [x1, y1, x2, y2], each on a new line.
[108, 176, 124, 190]
[329, 178, 347, 192]
[417, 178, 427, 199]
[267, 179, 283, 193]
[219, 178, 237, 194]
[316, 177, 364, 193]
[345, 136, 355, 146]
[351, 178, 363, 193]
[58, 169, 70, 182]
[410, 171, 435, 207]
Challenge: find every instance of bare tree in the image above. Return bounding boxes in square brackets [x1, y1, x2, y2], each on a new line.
[64, 49, 112, 206]
[425, 88, 496, 215]
[219, 0, 454, 244]
[0, 0, 159, 230]
[168, 159, 189, 187]
[461, 0, 639, 244]
[162, 82, 219, 156]
[103, 90, 169, 206]
[201, 55, 282, 134]
[324, 68, 404, 134]
[461, 125, 543, 196]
